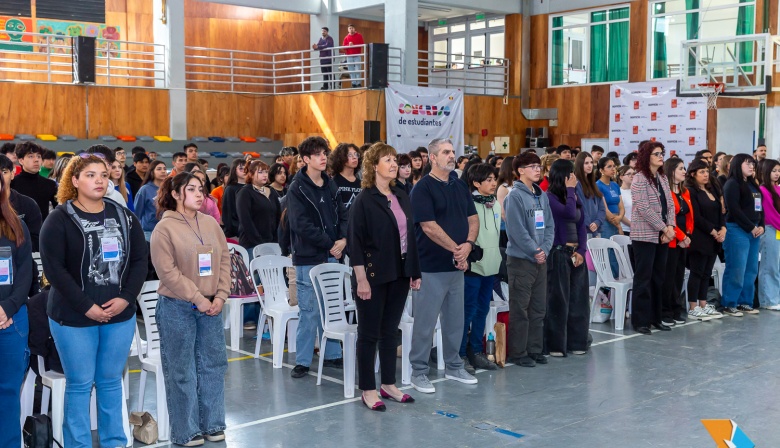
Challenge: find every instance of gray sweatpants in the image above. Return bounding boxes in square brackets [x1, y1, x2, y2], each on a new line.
[410, 271, 465, 376]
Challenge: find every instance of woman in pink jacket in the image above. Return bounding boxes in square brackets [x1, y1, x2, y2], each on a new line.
[630, 141, 676, 335]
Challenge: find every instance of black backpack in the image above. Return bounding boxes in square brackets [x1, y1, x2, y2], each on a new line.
[23, 414, 61, 448]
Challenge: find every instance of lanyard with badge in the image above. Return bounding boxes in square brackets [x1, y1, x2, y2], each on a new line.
[179, 212, 214, 277]
[95, 208, 122, 263]
[753, 192, 762, 212]
[532, 194, 545, 230]
[0, 247, 13, 285]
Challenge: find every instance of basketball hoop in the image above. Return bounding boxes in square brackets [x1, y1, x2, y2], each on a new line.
[697, 82, 725, 110]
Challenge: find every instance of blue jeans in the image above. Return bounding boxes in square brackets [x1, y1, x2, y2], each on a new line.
[599, 222, 620, 278]
[722, 223, 760, 308]
[295, 261, 342, 367]
[460, 275, 493, 357]
[759, 225, 780, 307]
[0, 305, 28, 448]
[49, 317, 135, 448]
[156, 296, 228, 445]
[347, 55, 362, 85]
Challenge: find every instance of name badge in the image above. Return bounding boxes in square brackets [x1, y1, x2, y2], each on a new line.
[755, 197, 762, 212]
[534, 210, 545, 230]
[101, 237, 120, 262]
[199, 253, 213, 277]
[0, 258, 11, 285]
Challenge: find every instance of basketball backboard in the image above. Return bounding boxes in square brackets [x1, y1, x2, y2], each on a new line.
[677, 33, 778, 98]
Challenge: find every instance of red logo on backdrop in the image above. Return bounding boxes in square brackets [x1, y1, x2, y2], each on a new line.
[672, 99, 678, 108]
[689, 136, 696, 146]
[632, 126, 639, 134]
[651, 112, 657, 121]
[651, 137, 657, 142]
[615, 89, 621, 98]
[670, 150, 678, 157]
[614, 137, 620, 146]
[670, 125, 677, 134]
[690, 111, 696, 119]
[652, 87, 658, 96]
[615, 113, 621, 122]
[633, 101, 640, 110]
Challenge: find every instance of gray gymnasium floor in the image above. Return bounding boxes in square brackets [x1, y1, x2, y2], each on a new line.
[127, 313, 780, 447]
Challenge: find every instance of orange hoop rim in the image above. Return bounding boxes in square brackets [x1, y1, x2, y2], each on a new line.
[698, 82, 726, 93]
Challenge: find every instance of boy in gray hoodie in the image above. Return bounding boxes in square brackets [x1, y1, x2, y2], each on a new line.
[504, 152, 555, 367]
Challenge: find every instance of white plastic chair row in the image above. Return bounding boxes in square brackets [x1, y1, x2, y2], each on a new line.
[485, 281, 509, 339]
[589, 237, 633, 331]
[225, 243, 260, 351]
[250, 255, 299, 368]
[252, 242, 282, 259]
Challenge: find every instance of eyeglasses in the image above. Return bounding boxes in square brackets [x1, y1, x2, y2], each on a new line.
[521, 164, 542, 170]
[651, 151, 665, 158]
[79, 153, 106, 159]
[622, 172, 635, 177]
[347, 153, 360, 159]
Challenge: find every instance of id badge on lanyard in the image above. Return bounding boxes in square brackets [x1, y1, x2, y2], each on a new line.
[534, 210, 545, 230]
[754, 194, 762, 212]
[101, 237, 121, 262]
[0, 247, 12, 285]
[197, 245, 214, 277]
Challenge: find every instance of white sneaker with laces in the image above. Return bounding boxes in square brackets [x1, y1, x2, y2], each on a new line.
[764, 304, 780, 311]
[688, 306, 707, 319]
[703, 304, 723, 318]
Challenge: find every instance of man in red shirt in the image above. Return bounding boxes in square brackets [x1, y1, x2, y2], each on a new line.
[342, 24, 365, 88]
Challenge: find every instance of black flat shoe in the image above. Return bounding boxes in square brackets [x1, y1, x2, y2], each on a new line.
[635, 326, 651, 335]
[652, 323, 672, 331]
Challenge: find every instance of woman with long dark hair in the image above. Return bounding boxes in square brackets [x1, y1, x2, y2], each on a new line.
[134, 160, 167, 241]
[221, 158, 246, 239]
[545, 159, 588, 356]
[685, 159, 725, 319]
[396, 153, 413, 195]
[41, 155, 147, 446]
[659, 158, 692, 326]
[0, 172, 32, 447]
[630, 142, 675, 334]
[721, 153, 764, 316]
[268, 162, 289, 200]
[151, 172, 231, 445]
[328, 143, 362, 210]
[758, 159, 780, 310]
[574, 152, 605, 238]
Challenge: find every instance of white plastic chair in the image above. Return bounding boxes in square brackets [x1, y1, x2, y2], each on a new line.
[252, 243, 282, 258]
[38, 355, 132, 447]
[225, 243, 260, 350]
[135, 280, 170, 441]
[397, 292, 444, 385]
[609, 235, 634, 279]
[588, 238, 633, 331]
[309, 263, 358, 398]
[485, 281, 510, 338]
[250, 255, 299, 368]
[20, 368, 36, 426]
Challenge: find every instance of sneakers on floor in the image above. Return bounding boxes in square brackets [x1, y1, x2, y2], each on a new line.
[322, 358, 344, 369]
[764, 304, 780, 311]
[737, 304, 759, 314]
[411, 374, 435, 394]
[462, 356, 476, 375]
[673, 313, 687, 324]
[445, 368, 478, 384]
[661, 318, 676, 326]
[507, 355, 536, 367]
[470, 352, 498, 370]
[291, 365, 309, 378]
[703, 304, 723, 318]
[721, 307, 744, 317]
[688, 306, 708, 319]
[529, 353, 548, 364]
[177, 436, 205, 447]
[243, 322, 257, 331]
[204, 431, 225, 442]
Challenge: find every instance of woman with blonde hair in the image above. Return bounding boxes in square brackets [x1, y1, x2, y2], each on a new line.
[348, 142, 421, 411]
[109, 158, 134, 212]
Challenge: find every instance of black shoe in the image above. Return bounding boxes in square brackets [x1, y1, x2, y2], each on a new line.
[204, 431, 225, 442]
[462, 356, 477, 375]
[661, 318, 676, 326]
[322, 358, 344, 369]
[529, 353, 548, 364]
[587, 332, 593, 348]
[507, 355, 535, 367]
[634, 326, 651, 335]
[674, 313, 687, 324]
[470, 352, 498, 370]
[321, 86, 329, 90]
[652, 323, 672, 331]
[291, 365, 309, 378]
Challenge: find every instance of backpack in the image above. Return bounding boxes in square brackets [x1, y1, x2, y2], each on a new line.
[23, 414, 61, 448]
[229, 248, 256, 297]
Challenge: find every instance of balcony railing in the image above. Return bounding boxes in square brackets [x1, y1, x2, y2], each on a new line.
[418, 50, 508, 96]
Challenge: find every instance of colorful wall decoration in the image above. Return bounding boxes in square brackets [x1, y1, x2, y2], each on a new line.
[0, 16, 34, 52]
[35, 20, 121, 57]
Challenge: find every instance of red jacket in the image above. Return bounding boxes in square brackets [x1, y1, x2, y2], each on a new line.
[343, 32, 365, 55]
[669, 188, 694, 248]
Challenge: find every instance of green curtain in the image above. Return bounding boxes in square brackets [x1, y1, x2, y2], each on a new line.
[736, 0, 755, 69]
[652, 3, 668, 79]
[607, 7, 629, 81]
[686, 0, 699, 76]
[589, 11, 607, 83]
[551, 16, 564, 86]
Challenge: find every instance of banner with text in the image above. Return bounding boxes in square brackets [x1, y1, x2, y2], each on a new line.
[609, 80, 706, 164]
[386, 83, 464, 156]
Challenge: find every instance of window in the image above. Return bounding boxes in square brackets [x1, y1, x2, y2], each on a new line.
[428, 15, 506, 70]
[549, 5, 630, 86]
[648, 0, 756, 79]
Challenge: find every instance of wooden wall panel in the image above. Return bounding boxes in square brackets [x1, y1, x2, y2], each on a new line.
[272, 91, 368, 147]
[87, 87, 169, 138]
[506, 14, 522, 97]
[187, 91, 273, 139]
[530, 14, 548, 90]
[628, 0, 647, 83]
[0, 83, 88, 137]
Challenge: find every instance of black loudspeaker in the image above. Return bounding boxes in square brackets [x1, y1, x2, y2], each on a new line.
[72, 36, 96, 84]
[364, 120, 381, 143]
[368, 43, 389, 89]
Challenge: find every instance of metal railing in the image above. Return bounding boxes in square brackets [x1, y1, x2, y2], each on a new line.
[418, 50, 508, 96]
[0, 31, 166, 87]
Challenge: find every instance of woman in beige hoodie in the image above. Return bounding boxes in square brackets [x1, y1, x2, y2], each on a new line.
[150, 172, 231, 447]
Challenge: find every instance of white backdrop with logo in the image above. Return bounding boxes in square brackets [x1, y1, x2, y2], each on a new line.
[609, 80, 707, 164]
[385, 83, 464, 156]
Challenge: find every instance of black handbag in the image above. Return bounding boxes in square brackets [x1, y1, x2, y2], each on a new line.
[23, 414, 62, 448]
[467, 243, 484, 263]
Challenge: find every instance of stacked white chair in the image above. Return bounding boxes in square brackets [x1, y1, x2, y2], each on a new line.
[250, 255, 299, 368]
[135, 280, 170, 441]
[609, 235, 634, 279]
[485, 281, 510, 338]
[225, 243, 260, 350]
[309, 263, 358, 398]
[20, 368, 36, 425]
[396, 291, 445, 385]
[252, 242, 282, 258]
[588, 238, 633, 331]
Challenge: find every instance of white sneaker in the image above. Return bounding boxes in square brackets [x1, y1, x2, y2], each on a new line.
[688, 306, 708, 320]
[703, 304, 724, 318]
[764, 304, 780, 311]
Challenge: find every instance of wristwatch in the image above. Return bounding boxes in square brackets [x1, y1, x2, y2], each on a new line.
[466, 240, 476, 250]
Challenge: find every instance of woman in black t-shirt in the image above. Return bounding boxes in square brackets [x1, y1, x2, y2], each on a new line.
[328, 143, 363, 210]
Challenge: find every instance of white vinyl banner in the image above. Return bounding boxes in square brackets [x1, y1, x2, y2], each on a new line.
[609, 80, 707, 164]
[385, 83, 464, 155]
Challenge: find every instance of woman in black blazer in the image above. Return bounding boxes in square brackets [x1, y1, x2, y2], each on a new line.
[348, 143, 421, 412]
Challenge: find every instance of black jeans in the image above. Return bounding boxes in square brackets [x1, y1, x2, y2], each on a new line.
[507, 256, 547, 358]
[631, 241, 668, 328]
[321, 61, 332, 89]
[355, 277, 409, 390]
[661, 247, 687, 319]
[544, 247, 589, 354]
[687, 251, 717, 304]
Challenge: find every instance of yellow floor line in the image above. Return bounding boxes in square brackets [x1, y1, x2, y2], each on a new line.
[228, 355, 254, 362]
[128, 369, 141, 373]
